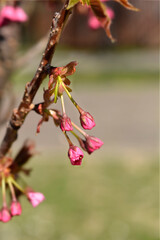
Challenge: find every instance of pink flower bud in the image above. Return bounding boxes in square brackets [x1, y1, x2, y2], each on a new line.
[88, 15, 101, 30]
[14, 7, 28, 22]
[88, 6, 114, 30]
[0, 207, 11, 223]
[27, 191, 45, 207]
[68, 146, 84, 165]
[60, 114, 73, 131]
[80, 110, 95, 130]
[85, 136, 104, 154]
[0, 6, 28, 27]
[10, 201, 22, 216]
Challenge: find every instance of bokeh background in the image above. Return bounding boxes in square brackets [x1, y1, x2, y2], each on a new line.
[0, 1, 159, 239]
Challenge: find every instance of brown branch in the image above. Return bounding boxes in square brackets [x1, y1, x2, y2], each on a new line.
[0, 0, 72, 159]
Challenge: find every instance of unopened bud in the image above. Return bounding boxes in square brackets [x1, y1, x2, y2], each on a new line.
[85, 135, 103, 154]
[60, 114, 73, 131]
[79, 109, 95, 130]
[68, 145, 84, 165]
[10, 201, 22, 216]
[0, 207, 11, 223]
[27, 191, 45, 208]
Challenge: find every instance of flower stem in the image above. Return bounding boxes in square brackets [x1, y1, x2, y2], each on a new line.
[9, 176, 25, 194]
[63, 131, 73, 146]
[70, 130, 80, 140]
[54, 79, 59, 103]
[60, 80, 80, 111]
[60, 94, 66, 114]
[7, 178, 16, 202]
[71, 121, 87, 137]
[48, 109, 56, 116]
[1, 173, 7, 207]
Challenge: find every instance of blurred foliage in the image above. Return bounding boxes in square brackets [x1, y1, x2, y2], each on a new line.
[11, 48, 159, 89]
[0, 155, 158, 240]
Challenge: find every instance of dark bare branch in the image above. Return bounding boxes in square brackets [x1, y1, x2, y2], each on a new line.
[0, 0, 71, 159]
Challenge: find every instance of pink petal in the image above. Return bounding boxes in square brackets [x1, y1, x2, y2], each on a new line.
[88, 15, 101, 29]
[106, 7, 115, 19]
[80, 110, 95, 130]
[68, 146, 84, 165]
[88, 4, 114, 30]
[0, 208, 12, 223]
[0, 6, 28, 25]
[27, 192, 45, 207]
[0, 6, 16, 21]
[14, 7, 28, 22]
[85, 136, 104, 154]
[60, 114, 73, 132]
[10, 201, 22, 216]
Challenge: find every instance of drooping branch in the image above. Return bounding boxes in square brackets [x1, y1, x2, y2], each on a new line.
[0, 0, 72, 159]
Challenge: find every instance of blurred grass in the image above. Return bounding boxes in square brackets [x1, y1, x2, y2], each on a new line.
[4, 48, 159, 239]
[1, 156, 158, 240]
[12, 70, 158, 88]
[11, 48, 159, 89]
[74, 70, 158, 86]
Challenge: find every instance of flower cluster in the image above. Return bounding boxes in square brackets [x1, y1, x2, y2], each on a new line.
[34, 61, 103, 166]
[0, 5, 28, 27]
[0, 153, 44, 223]
[68, 0, 138, 42]
[0, 0, 139, 224]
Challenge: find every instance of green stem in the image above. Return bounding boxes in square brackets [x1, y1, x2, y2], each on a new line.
[60, 80, 80, 111]
[2, 174, 7, 207]
[71, 130, 80, 140]
[48, 109, 55, 117]
[71, 121, 87, 137]
[9, 176, 25, 194]
[7, 178, 16, 202]
[54, 79, 59, 103]
[60, 94, 66, 114]
[63, 131, 73, 146]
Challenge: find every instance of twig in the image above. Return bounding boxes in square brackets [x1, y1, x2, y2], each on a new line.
[0, 0, 72, 159]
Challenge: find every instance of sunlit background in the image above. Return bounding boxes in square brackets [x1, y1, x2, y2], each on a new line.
[0, 1, 159, 239]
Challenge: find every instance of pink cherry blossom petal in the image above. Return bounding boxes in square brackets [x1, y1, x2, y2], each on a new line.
[68, 146, 84, 165]
[27, 192, 45, 207]
[0, 208, 12, 223]
[60, 114, 73, 131]
[14, 7, 28, 22]
[85, 136, 104, 154]
[80, 110, 95, 130]
[10, 201, 22, 216]
[0, 5, 28, 27]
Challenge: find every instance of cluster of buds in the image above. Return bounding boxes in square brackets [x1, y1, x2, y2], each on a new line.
[0, 142, 45, 223]
[0, 5, 28, 27]
[33, 61, 103, 166]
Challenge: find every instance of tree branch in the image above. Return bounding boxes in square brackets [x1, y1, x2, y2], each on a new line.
[0, 0, 72, 159]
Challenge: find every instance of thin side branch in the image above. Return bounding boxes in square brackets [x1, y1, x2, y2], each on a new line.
[0, 0, 71, 159]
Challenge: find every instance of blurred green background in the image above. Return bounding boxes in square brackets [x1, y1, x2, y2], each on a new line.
[0, 46, 158, 240]
[0, 1, 159, 239]
[0, 155, 159, 240]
